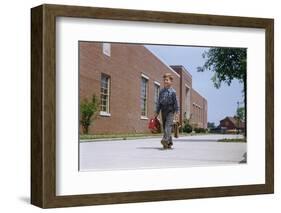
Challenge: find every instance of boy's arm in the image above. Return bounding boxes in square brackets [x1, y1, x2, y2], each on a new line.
[173, 92, 179, 113]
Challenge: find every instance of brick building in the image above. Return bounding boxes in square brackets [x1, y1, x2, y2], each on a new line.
[79, 42, 208, 134]
[219, 116, 245, 132]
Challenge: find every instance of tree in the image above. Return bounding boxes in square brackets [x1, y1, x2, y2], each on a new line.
[80, 94, 100, 134]
[197, 47, 247, 136]
[236, 107, 245, 122]
[235, 107, 245, 135]
[197, 47, 247, 97]
[207, 122, 215, 129]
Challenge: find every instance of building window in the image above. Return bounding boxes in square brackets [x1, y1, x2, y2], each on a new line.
[100, 73, 110, 114]
[141, 76, 148, 117]
[154, 82, 160, 112]
[102, 43, 111, 57]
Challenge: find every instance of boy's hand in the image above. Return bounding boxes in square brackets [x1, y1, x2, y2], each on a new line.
[174, 113, 179, 122]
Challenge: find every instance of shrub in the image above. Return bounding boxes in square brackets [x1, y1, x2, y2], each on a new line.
[182, 118, 193, 133]
[80, 94, 100, 134]
[194, 127, 206, 133]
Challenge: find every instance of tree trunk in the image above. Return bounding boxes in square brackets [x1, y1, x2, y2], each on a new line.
[82, 125, 89, 135]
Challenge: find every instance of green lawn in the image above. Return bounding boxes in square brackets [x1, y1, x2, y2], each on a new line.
[80, 133, 161, 140]
[217, 138, 247, 143]
[80, 132, 211, 141]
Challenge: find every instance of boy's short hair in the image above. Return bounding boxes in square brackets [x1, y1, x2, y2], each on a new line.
[163, 73, 173, 81]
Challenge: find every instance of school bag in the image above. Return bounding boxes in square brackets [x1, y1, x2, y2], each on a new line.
[148, 117, 161, 133]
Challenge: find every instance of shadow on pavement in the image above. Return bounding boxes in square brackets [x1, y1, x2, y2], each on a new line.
[136, 147, 172, 151]
[175, 138, 219, 142]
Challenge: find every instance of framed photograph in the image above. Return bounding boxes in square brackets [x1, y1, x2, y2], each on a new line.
[31, 4, 274, 208]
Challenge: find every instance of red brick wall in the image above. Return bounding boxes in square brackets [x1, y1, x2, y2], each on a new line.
[203, 98, 208, 129]
[190, 89, 208, 128]
[79, 42, 180, 134]
[220, 118, 236, 129]
[79, 42, 207, 134]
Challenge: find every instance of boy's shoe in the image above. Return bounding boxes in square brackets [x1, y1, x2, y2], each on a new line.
[168, 136, 173, 149]
[167, 142, 173, 149]
[161, 140, 169, 149]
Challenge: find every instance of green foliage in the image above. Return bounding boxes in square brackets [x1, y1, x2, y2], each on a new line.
[80, 94, 100, 134]
[198, 47, 247, 137]
[197, 47, 247, 95]
[236, 107, 245, 121]
[194, 128, 207, 133]
[207, 122, 215, 129]
[218, 138, 246, 143]
[182, 118, 193, 133]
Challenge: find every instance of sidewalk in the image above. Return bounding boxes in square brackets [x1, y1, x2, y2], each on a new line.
[79, 134, 246, 171]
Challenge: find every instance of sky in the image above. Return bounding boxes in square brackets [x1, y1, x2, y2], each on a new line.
[145, 44, 244, 126]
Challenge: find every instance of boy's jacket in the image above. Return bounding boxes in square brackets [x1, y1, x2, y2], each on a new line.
[156, 87, 179, 114]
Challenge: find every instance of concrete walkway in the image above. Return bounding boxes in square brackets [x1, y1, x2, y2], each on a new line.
[79, 134, 246, 171]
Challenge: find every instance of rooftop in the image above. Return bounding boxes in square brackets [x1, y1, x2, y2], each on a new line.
[169, 65, 193, 78]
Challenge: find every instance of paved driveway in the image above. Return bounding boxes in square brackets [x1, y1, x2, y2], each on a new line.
[79, 134, 246, 171]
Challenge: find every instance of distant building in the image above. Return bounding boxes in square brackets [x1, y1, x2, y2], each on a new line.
[79, 42, 208, 134]
[219, 116, 245, 132]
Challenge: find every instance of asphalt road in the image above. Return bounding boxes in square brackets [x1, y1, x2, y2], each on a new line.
[79, 134, 246, 171]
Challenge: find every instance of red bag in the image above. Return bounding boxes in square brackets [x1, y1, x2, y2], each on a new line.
[148, 117, 161, 133]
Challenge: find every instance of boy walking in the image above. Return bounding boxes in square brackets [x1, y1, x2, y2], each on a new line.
[154, 73, 179, 149]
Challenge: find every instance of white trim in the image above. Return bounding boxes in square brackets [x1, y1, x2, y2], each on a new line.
[154, 81, 160, 86]
[102, 43, 111, 56]
[99, 111, 111, 116]
[144, 46, 181, 78]
[193, 102, 201, 108]
[185, 83, 190, 89]
[141, 73, 149, 80]
[140, 116, 149, 120]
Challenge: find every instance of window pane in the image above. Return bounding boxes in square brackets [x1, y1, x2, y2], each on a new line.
[154, 84, 160, 111]
[140, 76, 148, 116]
[102, 43, 111, 56]
[100, 74, 110, 113]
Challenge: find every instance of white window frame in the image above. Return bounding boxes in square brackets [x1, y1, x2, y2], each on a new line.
[100, 73, 111, 116]
[154, 80, 160, 86]
[102, 43, 111, 57]
[193, 102, 201, 108]
[140, 75, 149, 119]
[140, 116, 149, 120]
[141, 73, 149, 80]
[99, 111, 111, 117]
[154, 82, 160, 112]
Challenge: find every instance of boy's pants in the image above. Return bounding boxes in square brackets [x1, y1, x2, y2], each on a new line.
[161, 110, 174, 143]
